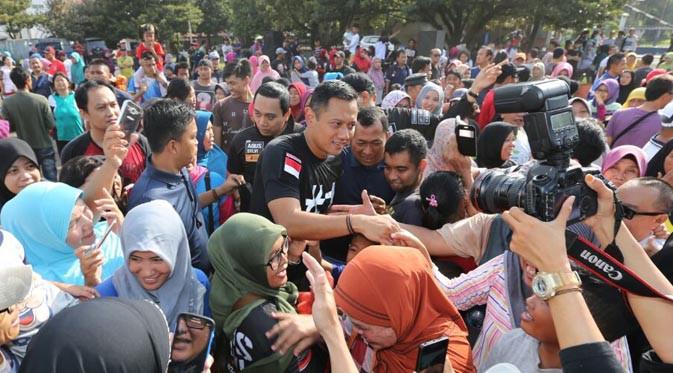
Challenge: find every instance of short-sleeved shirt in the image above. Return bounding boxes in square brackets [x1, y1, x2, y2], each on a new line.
[333, 147, 394, 205]
[227, 301, 327, 372]
[192, 80, 217, 112]
[384, 63, 411, 86]
[249, 133, 342, 221]
[605, 107, 661, 148]
[228, 122, 304, 212]
[48, 92, 84, 141]
[127, 158, 210, 273]
[135, 42, 165, 70]
[31, 73, 52, 98]
[128, 75, 164, 103]
[481, 328, 562, 373]
[212, 96, 253, 152]
[1, 91, 55, 149]
[61, 132, 150, 186]
[436, 213, 496, 263]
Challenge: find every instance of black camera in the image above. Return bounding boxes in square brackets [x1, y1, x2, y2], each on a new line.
[470, 79, 600, 223]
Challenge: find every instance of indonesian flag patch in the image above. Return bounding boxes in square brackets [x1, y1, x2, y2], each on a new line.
[283, 152, 302, 179]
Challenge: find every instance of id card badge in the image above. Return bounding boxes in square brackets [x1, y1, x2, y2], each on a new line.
[244, 140, 264, 162]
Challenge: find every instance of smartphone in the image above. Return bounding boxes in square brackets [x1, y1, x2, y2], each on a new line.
[454, 116, 479, 157]
[84, 220, 115, 257]
[415, 336, 449, 373]
[169, 313, 215, 373]
[117, 100, 143, 143]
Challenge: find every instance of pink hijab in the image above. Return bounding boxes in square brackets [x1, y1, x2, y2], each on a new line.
[250, 55, 280, 94]
[551, 62, 574, 78]
[601, 145, 647, 177]
[249, 55, 258, 77]
[423, 119, 457, 179]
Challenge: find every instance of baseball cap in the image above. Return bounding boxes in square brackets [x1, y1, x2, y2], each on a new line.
[275, 47, 286, 55]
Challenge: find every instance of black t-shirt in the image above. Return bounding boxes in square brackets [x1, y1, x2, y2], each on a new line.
[389, 190, 423, 226]
[228, 122, 304, 212]
[227, 301, 327, 372]
[249, 133, 342, 221]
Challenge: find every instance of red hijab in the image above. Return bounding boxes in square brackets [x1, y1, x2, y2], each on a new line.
[335, 246, 474, 373]
[289, 82, 307, 122]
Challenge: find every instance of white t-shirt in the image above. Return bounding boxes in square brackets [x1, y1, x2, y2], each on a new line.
[642, 134, 664, 162]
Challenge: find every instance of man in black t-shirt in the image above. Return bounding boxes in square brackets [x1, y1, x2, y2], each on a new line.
[229, 82, 304, 211]
[249, 80, 400, 244]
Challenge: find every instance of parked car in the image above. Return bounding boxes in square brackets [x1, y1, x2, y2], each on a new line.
[360, 35, 395, 52]
[84, 37, 108, 61]
[35, 38, 72, 55]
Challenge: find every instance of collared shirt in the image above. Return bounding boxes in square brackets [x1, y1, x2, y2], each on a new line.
[385, 63, 411, 86]
[31, 73, 52, 98]
[128, 157, 210, 273]
[333, 147, 394, 205]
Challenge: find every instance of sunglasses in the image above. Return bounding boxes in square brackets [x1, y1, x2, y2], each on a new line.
[266, 237, 289, 271]
[622, 205, 667, 220]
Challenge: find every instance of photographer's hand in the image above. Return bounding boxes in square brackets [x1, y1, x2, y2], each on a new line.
[582, 174, 618, 249]
[502, 196, 574, 273]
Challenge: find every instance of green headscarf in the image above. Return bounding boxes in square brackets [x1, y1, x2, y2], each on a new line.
[208, 213, 298, 372]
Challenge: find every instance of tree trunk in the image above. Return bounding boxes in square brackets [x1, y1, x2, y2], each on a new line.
[526, 15, 543, 50]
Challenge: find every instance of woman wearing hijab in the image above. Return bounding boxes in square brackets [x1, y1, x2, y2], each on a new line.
[591, 78, 621, 122]
[49, 72, 84, 154]
[617, 70, 638, 105]
[249, 55, 259, 77]
[334, 245, 473, 373]
[570, 97, 592, 120]
[196, 111, 228, 177]
[290, 56, 309, 86]
[530, 61, 545, 81]
[96, 200, 208, 330]
[623, 86, 646, 108]
[601, 145, 647, 188]
[368, 57, 385, 105]
[19, 298, 171, 373]
[550, 61, 573, 78]
[415, 82, 444, 116]
[250, 55, 280, 94]
[658, 52, 673, 71]
[1, 182, 123, 285]
[288, 81, 308, 124]
[476, 122, 518, 169]
[0, 138, 41, 212]
[381, 90, 411, 110]
[68, 52, 86, 86]
[209, 213, 327, 372]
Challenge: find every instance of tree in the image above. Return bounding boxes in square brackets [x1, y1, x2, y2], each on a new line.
[0, 0, 44, 39]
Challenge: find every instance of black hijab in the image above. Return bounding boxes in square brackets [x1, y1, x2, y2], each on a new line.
[0, 138, 39, 208]
[19, 298, 170, 373]
[645, 138, 673, 179]
[617, 70, 638, 104]
[476, 121, 518, 169]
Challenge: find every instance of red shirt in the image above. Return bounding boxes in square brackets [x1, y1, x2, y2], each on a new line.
[46, 59, 66, 76]
[136, 42, 165, 70]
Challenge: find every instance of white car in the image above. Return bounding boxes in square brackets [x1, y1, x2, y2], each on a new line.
[359, 35, 395, 52]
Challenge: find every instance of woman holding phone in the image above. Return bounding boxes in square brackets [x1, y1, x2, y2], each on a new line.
[96, 199, 209, 331]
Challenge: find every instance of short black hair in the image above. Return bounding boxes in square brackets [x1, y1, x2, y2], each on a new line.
[641, 54, 654, 65]
[308, 80, 358, 117]
[175, 61, 190, 72]
[165, 78, 193, 102]
[420, 171, 465, 229]
[255, 81, 290, 114]
[384, 128, 427, 167]
[276, 77, 291, 87]
[357, 106, 388, 132]
[572, 118, 607, 167]
[88, 58, 110, 69]
[51, 72, 73, 90]
[143, 99, 196, 153]
[141, 50, 157, 61]
[606, 53, 625, 70]
[411, 56, 431, 74]
[553, 47, 565, 59]
[59, 155, 105, 187]
[75, 80, 116, 111]
[445, 70, 461, 81]
[341, 72, 375, 95]
[9, 67, 30, 89]
[223, 58, 251, 80]
[645, 75, 673, 101]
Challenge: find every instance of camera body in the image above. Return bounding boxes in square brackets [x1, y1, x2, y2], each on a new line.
[471, 79, 599, 223]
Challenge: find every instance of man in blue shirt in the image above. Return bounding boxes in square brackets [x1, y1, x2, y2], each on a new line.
[470, 46, 494, 78]
[128, 51, 168, 104]
[127, 99, 211, 273]
[29, 55, 51, 98]
[384, 49, 411, 94]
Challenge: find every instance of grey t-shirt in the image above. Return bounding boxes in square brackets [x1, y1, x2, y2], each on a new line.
[480, 328, 562, 373]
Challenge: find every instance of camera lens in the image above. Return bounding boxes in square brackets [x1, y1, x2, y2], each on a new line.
[471, 169, 527, 214]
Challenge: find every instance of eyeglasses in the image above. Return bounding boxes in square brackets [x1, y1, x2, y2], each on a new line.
[266, 237, 289, 271]
[622, 205, 667, 220]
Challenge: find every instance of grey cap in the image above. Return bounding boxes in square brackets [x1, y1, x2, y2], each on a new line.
[405, 73, 428, 87]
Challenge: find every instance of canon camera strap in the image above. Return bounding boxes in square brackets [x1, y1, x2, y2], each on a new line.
[565, 230, 673, 302]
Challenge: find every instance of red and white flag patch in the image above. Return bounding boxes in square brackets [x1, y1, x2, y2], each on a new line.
[283, 152, 302, 179]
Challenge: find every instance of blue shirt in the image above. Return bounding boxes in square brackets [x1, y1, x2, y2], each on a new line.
[470, 66, 481, 79]
[31, 73, 51, 98]
[128, 75, 164, 103]
[128, 158, 211, 273]
[385, 63, 411, 86]
[334, 147, 395, 204]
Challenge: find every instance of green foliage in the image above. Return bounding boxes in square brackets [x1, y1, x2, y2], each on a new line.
[0, 0, 45, 39]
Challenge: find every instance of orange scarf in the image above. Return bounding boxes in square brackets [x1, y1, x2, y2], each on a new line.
[335, 246, 475, 373]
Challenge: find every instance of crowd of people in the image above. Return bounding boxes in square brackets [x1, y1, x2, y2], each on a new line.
[2, 22, 673, 373]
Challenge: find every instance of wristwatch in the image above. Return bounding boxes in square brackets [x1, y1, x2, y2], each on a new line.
[532, 271, 582, 300]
